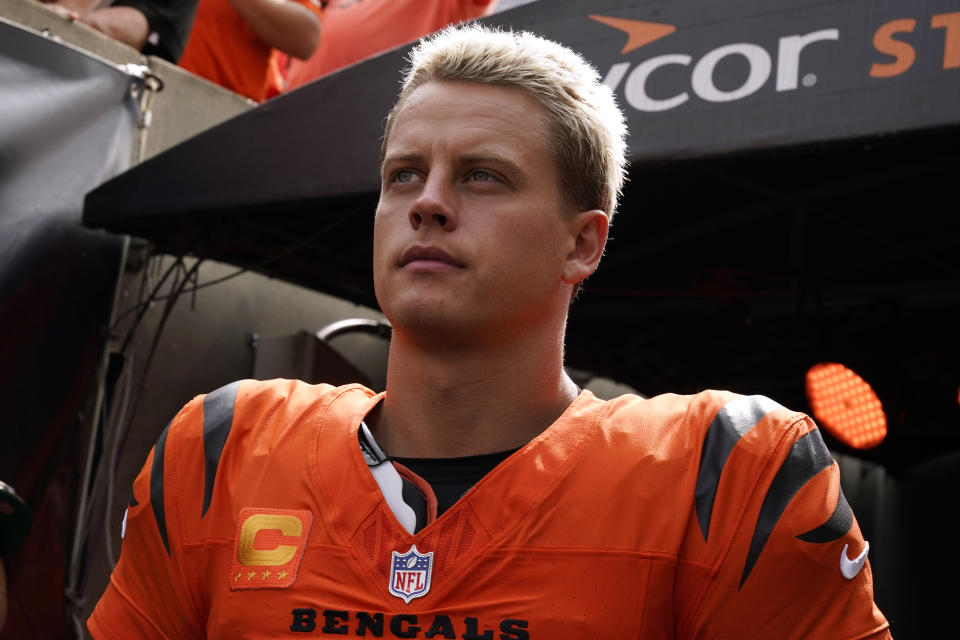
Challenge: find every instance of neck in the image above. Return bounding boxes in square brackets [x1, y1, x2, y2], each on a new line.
[369, 319, 579, 458]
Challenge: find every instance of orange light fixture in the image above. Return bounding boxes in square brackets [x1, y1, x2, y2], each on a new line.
[805, 363, 887, 449]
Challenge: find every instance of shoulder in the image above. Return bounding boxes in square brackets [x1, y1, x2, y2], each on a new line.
[592, 390, 820, 530]
[575, 389, 813, 498]
[149, 380, 375, 532]
[596, 389, 809, 452]
[164, 379, 374, 449]
[158, 379, 375, 480]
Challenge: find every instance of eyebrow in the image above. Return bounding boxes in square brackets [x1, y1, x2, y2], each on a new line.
[382, 152, 522, 169]
[379, 152, 422, 178]
[458, 154, 522, 174]
[379, 152, 526, 184]
[381, 152, 424, 166]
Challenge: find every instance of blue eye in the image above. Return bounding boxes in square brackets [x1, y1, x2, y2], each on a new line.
[469, 170, 498, 182]
[393, 170, 420, 183]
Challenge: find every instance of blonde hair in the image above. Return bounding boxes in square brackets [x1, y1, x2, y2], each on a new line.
[382, 23, 628, 220]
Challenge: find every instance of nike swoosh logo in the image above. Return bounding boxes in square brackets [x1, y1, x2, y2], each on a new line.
[840, 541, 869, 579]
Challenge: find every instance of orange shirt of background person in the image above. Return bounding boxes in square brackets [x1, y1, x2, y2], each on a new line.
[280, 0, 495, 93]
[179, 0, 322, 101]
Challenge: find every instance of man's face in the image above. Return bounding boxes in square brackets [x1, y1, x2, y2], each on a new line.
[373, 81, 579, 345]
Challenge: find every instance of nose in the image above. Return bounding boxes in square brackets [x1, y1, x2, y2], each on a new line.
[408, 174, 458, 232]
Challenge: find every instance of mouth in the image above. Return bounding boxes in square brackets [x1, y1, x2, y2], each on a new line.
[399, 245, 464, 269]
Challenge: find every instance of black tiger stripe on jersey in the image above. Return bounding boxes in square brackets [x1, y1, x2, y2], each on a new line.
[201, 381, 241, 518]
[695, 395, 781, 541]
[739, 428, 834, 588]
[150, 421, 172, 555]
[796, 490, 853, 543]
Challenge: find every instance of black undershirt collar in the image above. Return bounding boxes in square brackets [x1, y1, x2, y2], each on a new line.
[391, 449, 519, 517]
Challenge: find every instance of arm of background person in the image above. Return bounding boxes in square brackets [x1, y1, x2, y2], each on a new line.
[42, 0, 196, 62]
[80, 6, 151, 51]
[42, 0, 100, 15]
[40, 1, 150, 51]
[227, 0, 320, 60]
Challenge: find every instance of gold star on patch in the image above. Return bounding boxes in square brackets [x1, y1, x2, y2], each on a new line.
[247, 571, 256, 580]
[262, 570, 272, 579]
[278, 570, 288, 580]
[235, 572, 242, 581]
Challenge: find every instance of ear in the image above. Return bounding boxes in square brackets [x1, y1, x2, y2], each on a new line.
[562, 210, 609, 285]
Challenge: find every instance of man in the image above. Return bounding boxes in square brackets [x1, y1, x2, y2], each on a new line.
[89, 24, 891, 638]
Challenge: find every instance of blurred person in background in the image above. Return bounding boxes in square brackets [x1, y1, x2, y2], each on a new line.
[276, 0, 496, 95]
[42, 0, 320, 101]
[178, 0, 322, 101]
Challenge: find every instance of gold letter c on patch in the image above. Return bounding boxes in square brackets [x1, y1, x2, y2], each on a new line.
[238, 514, 303, 566]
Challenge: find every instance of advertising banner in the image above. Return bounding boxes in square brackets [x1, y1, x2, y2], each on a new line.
[519, 0, 960, 159]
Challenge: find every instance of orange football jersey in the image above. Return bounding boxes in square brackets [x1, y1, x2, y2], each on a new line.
[88, 380, 890, 639]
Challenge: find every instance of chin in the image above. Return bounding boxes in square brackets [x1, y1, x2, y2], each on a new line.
[389, 301, 455, 332]
[384, 298, 480, 345]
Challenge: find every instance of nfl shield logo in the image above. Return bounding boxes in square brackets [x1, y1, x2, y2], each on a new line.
[389, 545, 434, 603]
